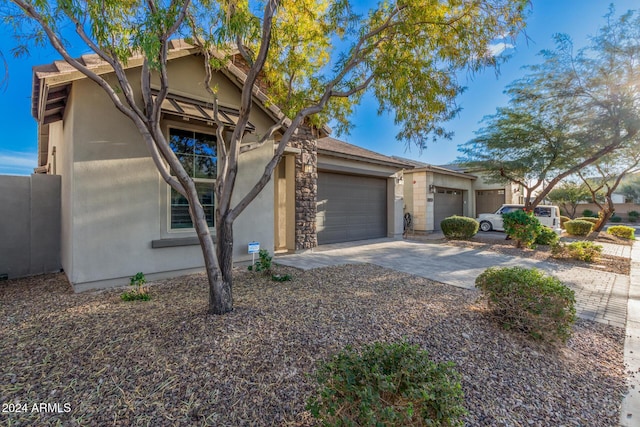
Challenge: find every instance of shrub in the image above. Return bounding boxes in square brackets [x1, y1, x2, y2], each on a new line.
[628, 211, 639, 223]
[552, 241, 603, 262]
[475, 267, 576, 342]
[582, 209, 597, 218]
[535, 226, 559, 245]
[121, 272, 150, 301]
[440, 215, 479, 240]
[564, 219, 594, 237]
[271, 273, 292, 282]
[560, 215, 571, 229]
[607, 225, 636, 240]
[248, 249, 272, 274]
[307, 341, 466, 426]
[576, 216, 599, 224]
[610, 216, 622, 223]
[502, 209, 541, 248]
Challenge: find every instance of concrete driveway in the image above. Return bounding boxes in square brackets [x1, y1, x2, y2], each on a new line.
[276, 237, 629, 328]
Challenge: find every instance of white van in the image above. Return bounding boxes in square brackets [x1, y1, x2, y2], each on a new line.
[477, 204, 562, 233]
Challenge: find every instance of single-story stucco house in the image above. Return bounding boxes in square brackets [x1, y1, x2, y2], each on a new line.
[396, 158, 521, 232]
[30, 40, 410, 291]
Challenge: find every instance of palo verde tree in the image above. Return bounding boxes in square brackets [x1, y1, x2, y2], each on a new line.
[7, 0, 529, 314]
[577, 144, 640, 232]
[459, 7, 640, 210]
[546, 180, 590, 219]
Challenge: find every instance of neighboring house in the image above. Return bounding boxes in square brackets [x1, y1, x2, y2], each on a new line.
[31, 40, 407, 291]
[394, 158, 520, 232]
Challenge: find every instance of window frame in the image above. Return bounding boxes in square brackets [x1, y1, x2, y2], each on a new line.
[164, 122, 218, 234]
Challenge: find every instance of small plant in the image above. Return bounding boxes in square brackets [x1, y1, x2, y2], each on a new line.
[475, 267, 576, 342]
[248, 249, 272, 274]
[534, 226, 559, 246]
[307, 341, 466, 426]
[552, 241, 603, 262]
[121, 272, 150, 301]
[564, 219, 594, 237]
[582, 209, 598, 218]
[440, 215, 479, 240]
[502, 209, 541, 248]
[607, 225, 636, 240]
[271, 273, 292, 282]
[560, 215, 570, 229]
[628, 211, 639, 223]
[610, 216, 622, 223]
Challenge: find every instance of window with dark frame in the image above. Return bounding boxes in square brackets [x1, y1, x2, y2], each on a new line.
[168, 128, 217, 230]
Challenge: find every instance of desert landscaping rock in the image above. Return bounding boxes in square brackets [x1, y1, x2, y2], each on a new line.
[0, 264, 626, 426]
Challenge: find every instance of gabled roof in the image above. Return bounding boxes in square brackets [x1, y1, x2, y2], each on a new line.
[318, 137, 414, 168]
[389, 156, 476, 180]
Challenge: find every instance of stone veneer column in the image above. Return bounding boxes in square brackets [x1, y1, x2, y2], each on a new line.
[288, 127, 317, 250]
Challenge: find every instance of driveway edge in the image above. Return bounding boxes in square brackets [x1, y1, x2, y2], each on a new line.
[621, 240, 640, 426]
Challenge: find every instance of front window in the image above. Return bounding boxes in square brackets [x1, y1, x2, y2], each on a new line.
[169, 128, 217, 230]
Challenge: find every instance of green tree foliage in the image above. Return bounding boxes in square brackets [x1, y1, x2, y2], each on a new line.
[459, 7, 640, 210]
[619, 174, 640, 203]
[546, 181, 590, 218]
[502, 209, 541, 248]
[5, 0, 529, 314]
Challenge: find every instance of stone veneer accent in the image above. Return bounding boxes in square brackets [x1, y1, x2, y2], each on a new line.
[288, 126, 318, 250]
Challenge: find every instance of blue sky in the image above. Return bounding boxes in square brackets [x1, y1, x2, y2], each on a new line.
[0, 1, 638, 175]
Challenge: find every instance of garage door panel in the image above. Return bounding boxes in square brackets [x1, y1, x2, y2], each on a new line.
[434, 188, 463, 230]
[317, 172, 387, 244]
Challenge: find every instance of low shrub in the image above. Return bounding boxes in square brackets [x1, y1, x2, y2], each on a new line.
[564, 219, 594, 237]
[475, 267, 576, 342]
[502, 209, 541, 248]
[248, 249, 273, 274]
[610, 216, 622, 223]
[560, 215, 571, 229]
[535, 226, 559, 245]
[440, 215, 479, 240]
[607, 225, 636, 240]
[307, 341, 466, 426]
[121, 272, 150, 301]
[582, 209, 597, 218]
[628, 211, 639, 223]
[552, 241, 603, 262]
[271, 273, 292, 282]
[576, 217, 599, 224]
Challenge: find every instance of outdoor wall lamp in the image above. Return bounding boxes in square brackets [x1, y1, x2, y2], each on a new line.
[429, 184, 435, 193]
[303, 153, 313, 174]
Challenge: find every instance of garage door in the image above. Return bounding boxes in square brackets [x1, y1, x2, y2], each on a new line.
[434, 188, 463, 230]
[476, 189, 505, 215]
[317, 172, 387, 244]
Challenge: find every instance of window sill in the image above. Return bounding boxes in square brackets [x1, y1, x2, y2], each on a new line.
[151, 236, 215, 248]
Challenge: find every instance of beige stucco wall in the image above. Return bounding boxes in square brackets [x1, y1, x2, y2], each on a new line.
[51, 55, 277, 290]
[404, 169, 474, 232]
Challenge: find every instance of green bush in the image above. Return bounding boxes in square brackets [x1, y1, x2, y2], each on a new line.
[475, 267, 576, 342]
[576, 217, 599, 224]
[607, 225, 636, 240]
[535, 226, 559, 245]
[552, 241, 603, 262]
[502, 209, 541, 248]
[440, 215, 479, 240]
[248, 249, 273, 274]
[560, 216, 571, 229]
[564, 219, 594, 237]
[307, 341, 466, 426]
[582, 209, 598, 218]
[121, 272, 150, 301]
[628, 211, 639, 223]
[610, 216, 622, 223]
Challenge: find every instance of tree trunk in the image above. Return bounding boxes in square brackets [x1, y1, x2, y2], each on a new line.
[592, 197, 615, 233]
[209, 217, 234, 315]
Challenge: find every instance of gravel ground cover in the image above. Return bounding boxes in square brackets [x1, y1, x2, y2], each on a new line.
[1, 264, 626, 426]
[436, 232, 631, 275]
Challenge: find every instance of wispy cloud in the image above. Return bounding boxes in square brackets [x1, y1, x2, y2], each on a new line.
[0, 150, 37, 176]
[487, 42, 515, 57]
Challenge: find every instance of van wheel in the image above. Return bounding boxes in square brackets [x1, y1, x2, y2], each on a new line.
[479, 221, 492, 232]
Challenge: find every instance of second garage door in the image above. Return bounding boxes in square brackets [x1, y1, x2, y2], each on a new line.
[434, 188, 463, 230]
[317, 172, 387, 244]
